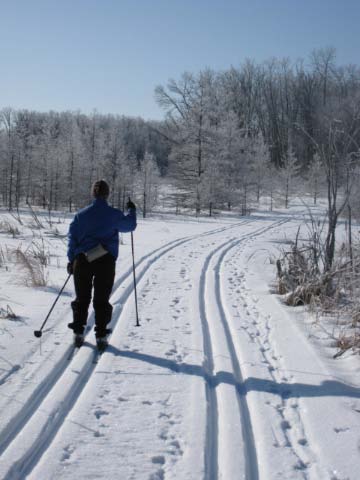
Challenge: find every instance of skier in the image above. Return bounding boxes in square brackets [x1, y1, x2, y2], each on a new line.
[67, 179, 137, 349]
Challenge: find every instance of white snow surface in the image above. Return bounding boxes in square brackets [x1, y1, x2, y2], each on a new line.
[0, 202, 359, 480]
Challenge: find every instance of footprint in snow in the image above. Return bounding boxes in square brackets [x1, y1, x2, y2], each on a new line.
[94, 409, 109, 419]
[281, 420, 292, 430]
[298, 438, 308, 446]
[281, 389, 292, 399]
[61, 444, 75, 462]
[99, 388, 110, 399]
[165, 350, 175, 357]
[159, 428, 168, 440]
[168, 439, 183, 456]
[159, 412, 171, 419]
[152, 455, 166, 465]
[293, 459, 308, 471]
[149, 468, 165, 480]
[334, 426, 350, 433]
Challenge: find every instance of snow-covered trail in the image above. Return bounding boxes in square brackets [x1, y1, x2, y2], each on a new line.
[197, 218, 291, 480]
[0, 217, 256, 479]
[0, 218, 248, 456]
[0, 210, 359, 480]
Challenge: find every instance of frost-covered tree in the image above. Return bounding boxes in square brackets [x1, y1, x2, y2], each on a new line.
[307, 153, 323, 205]
[136, 151, 160, 218]
[59, 113, 85, 211]
[279, 141, 300, 208]
[301, 97, 360, 271]
[155, 70, 218, 214]
[206, 112, 242, 210]
[264, 163, 279, 211]
[311, 47, 336, 107]
[0, 108, 18, 210]
[250, 133, 270, 204]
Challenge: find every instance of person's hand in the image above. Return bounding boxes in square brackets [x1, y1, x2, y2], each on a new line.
[67, 262, 74, 275]
[126, 199, 136, 210]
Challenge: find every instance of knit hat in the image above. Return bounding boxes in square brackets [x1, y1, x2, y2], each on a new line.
[92, 179, 110, 199]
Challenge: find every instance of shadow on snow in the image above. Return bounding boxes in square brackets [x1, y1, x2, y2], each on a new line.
[103, 345, 360, 400]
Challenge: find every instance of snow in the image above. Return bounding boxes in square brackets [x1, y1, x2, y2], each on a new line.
[0, 203, 359, 480]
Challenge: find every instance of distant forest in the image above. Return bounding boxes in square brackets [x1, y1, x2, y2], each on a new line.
[1, 47, 359, 218]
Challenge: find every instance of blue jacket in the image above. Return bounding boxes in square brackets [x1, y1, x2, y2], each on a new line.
[67, 198, 137, 262]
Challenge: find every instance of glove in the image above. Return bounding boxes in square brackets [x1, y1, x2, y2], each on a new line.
[67, 262, 74, 275]
[126, 199, 136, 210]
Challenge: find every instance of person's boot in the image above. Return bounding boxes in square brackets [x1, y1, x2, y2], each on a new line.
[95, 328, 112, 351]
[96, 336, 108, 351]
[73, 333, 84, 348]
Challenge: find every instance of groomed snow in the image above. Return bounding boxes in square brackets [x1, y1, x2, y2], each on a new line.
[0, 202, 359, 480]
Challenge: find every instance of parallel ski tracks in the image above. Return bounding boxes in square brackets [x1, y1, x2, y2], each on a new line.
[0, 218, 253, 480]
[199, 218, 289, 480]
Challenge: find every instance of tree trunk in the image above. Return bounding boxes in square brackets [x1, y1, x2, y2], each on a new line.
[348, 203, 353, 269]
[143, 191, 147, 218]
[285, 176, 289, 209]
[8, 152, 15, 211]
[324, 213, 337, 272]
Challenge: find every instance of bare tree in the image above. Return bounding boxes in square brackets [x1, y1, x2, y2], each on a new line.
[300, 99, 360, 271]
[155, 70, 218, 214]
[311, 47, 336, 107]
[307, 153, 323, 205]
[1, 108, 17, 210]
[279, 140, 300, 208]
[136, 151, 160, 217]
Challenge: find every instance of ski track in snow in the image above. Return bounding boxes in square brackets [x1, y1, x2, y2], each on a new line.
[198, 218, 290, 480]
[0, 218, 257, 479]
[1, 209, 357, 480]
[223, 242, 318, 479]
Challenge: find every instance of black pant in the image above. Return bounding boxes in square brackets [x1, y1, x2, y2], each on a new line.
[71, 253, 115, 337]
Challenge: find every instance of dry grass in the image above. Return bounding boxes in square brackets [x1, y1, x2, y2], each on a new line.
[334, 332, 360, 358]
[30, 238, 51, 267]
[12, 246, 48, 287]
[0, 220, 20, 238]
[276, 228, 360, 357]
[0, 305, 18, 320]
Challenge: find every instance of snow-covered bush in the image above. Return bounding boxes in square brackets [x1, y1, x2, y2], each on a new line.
[276, 226, 360, 356]
[276, 220, 332, 306]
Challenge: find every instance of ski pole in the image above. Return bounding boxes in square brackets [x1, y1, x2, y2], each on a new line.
[130, 230, 140, 327]
[34, 273, 72, 338]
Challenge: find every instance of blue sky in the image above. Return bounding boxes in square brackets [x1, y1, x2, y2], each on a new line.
[1, 0, 359, 120]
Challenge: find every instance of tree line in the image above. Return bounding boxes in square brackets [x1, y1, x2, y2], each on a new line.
[156, 48, 360, 217]
[0, 110, 169, 215]
[1, 48, 360, 251]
